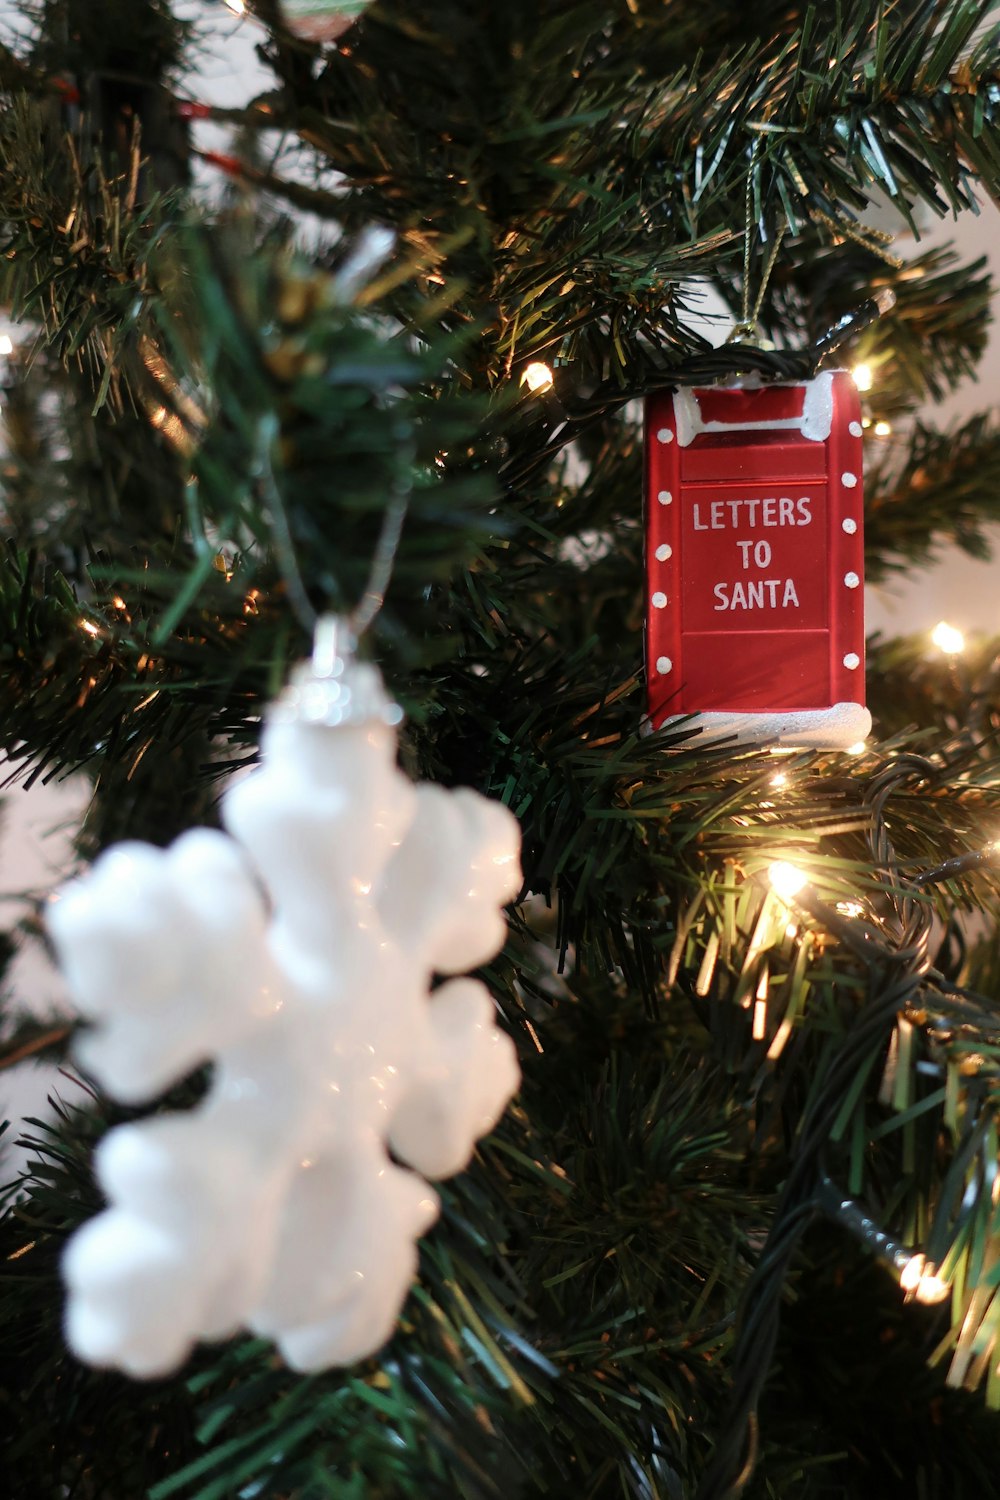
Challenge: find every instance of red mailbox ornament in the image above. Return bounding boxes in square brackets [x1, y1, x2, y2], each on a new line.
[644, 371, 871, 749]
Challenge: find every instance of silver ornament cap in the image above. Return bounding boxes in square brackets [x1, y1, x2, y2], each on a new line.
[269, 616, 404, 729]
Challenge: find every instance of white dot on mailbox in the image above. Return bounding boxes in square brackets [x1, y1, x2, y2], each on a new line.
[842, 472, 858, 488]
[656, 656, 672, 674]
[655, 544, 672, 561]
[657, 490, 673, 505]
[657, 429, 674, 444]
[842, 518, 857, 535]
[843, 652, 860, 669]
[849, 421, 863, 437]
[844, 572, 860, 589]
[651, 591, 668, 609]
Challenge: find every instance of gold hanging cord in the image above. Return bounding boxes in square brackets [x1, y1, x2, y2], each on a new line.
[727, 144, 786, 346]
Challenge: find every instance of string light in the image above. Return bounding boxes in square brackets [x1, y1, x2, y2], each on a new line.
[224, 0, 246, 14]
[79, 619, 101, 638]
[836, 899, 865, 919]
[148, 403, 188, 449]
[873, 420, 892, 437]
[846, 741, 867, 756]
[899, 1253, 950, 1304]
[769, 861, 808, 902]
[0, 334, 13, 356]
[818, 1179, 949, 1306]
[520, 361, 554, 394]
[931, 620, 965, 656]
[913, 838, 1000, 888]
[852, 362, 873, 392]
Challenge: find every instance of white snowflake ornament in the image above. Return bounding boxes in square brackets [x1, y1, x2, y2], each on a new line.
[49, 620, 521, 1378]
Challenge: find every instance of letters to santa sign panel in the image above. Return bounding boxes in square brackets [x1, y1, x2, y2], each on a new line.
[644, 371, 871, 750]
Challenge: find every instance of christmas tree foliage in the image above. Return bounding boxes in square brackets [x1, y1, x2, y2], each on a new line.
[5, 0, 1000, 1494]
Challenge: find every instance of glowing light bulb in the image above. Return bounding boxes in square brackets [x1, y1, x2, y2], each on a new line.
[0, 334, 13, 356]
[846, 741, 866, 756]
[852, 363, 873, 392]
[224, 0, 246, 13]
[931, 621, 964, 656]
[899, 1254, 924, 1292]
[520, 361, 554, 394]
[915, 1272, 950, 1305]
[873, 420, 892, 437]
[769, 862, 808, 902]
[836, 900, 865, 919]
[770, 771, 788, 789]
[899, 1253, 949, 1304]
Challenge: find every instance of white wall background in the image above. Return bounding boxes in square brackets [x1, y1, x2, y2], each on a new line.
[1, 1, 999, 1144]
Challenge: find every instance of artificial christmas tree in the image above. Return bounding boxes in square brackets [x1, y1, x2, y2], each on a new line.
[4, 2, 1000, 1497]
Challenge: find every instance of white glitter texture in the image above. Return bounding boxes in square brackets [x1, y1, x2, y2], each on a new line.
[49, 686, 521, 1379]
[649, 703, 872, 751]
